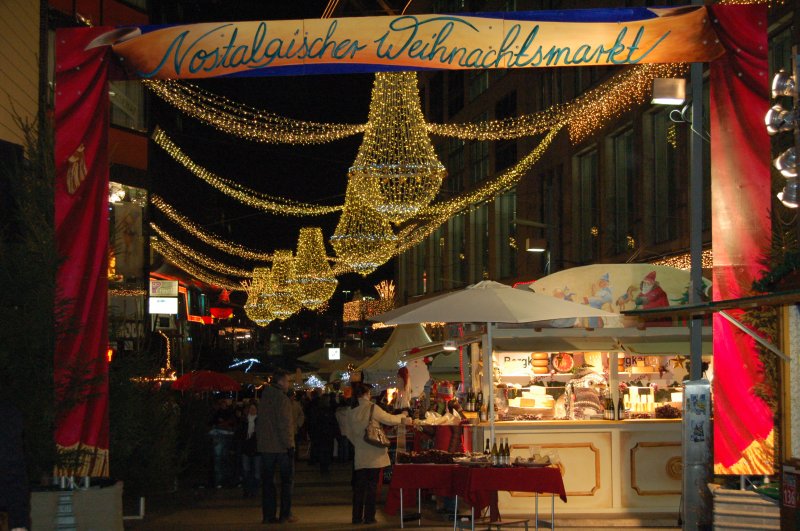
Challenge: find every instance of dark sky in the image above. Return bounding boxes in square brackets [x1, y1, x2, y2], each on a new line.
[149, 1, 394, 300]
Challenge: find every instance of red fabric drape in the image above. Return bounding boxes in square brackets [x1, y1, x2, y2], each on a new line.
[709, 5, 773, 475]
[54, 27, 112, 477]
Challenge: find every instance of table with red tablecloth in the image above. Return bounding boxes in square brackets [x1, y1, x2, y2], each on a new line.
[385, 464, 567, 524]
[385, 464, 458, 517]
[452, 465, 567, 522]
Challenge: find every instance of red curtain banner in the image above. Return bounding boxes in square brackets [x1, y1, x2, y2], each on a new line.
[709, 4, 773, 475]
[54, 27, 112, 477]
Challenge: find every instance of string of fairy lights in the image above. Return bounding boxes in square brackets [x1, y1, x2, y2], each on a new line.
[152, 128, 342, 216]
[150, 222, 254, 277]
[145, 80, 367, 145]
[151, 240, 244, 291]
[151, 194, 276, 261]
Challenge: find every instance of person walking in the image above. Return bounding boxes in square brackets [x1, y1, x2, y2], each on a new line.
[346, 383, 409, 525]
[236, 401, 260, 498]
[257, 369, 296, 524]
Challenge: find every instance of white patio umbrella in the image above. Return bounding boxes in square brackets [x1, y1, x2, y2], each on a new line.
[372, 280, 617, 442]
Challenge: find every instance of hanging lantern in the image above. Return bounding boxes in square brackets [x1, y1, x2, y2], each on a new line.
[348, 72, 446, 223]
[242, 267, 274, 327]
[294, 227, 338, 310]
[331, 178, 397, 276]
[269, 250, 302, 319]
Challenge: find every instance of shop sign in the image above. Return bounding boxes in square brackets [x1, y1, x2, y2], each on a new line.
[149, 279, 178, 297]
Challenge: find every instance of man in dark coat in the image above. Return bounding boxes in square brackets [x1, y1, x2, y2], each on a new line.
[0, 400, 30, 531]
[257, 369, 296, 524]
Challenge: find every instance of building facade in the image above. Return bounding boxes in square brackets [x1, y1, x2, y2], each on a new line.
[396, 0, 798, 305]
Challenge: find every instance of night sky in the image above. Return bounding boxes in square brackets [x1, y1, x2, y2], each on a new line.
[148, 1, 396, 306]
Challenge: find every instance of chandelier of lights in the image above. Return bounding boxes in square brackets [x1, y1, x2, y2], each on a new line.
[331, 175, 398, 276]
[242, 267, 275, 326]
[268, 250, 303, 319]
[348, 72, 446, 223]
[293, 227, 338, 310]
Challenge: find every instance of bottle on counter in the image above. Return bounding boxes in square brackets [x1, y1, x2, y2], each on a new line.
[485, 438, 491, 455]
[617, 397, 625, 420]
[491, 441, 499, 466]
[476, 390, 484, 411]
[502, 438, 510, 465]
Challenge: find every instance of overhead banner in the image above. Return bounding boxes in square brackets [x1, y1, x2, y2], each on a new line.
[96, 7, 723, 79]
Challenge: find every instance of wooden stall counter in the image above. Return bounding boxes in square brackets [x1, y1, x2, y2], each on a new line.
[478, 419, 682, 516]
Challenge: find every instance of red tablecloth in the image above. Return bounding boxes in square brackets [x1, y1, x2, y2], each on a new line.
[385, 464, 458, 515]
[385, 464, 567, 521]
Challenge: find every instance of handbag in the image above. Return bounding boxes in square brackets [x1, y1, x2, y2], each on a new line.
[363, 404, 391, 448]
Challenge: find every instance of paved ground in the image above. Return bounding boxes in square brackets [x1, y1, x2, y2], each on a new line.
[125, 460, 680, 530]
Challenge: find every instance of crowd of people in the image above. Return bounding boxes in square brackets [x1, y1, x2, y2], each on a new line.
[206, 370, 413, 525]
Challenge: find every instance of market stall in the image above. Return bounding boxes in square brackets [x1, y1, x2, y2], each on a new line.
[376, 265, 711, 517]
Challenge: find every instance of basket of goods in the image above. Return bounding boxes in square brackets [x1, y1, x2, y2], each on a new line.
[513, 454, 551, 467]
[396, 449, 465, 464]
[655, 403, 681, 419]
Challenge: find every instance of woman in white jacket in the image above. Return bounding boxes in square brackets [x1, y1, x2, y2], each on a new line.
[345, 383, 409, 525]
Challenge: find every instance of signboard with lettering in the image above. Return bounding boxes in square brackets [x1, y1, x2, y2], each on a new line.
[95, 7, 723, 79]
[328, 347, 341, 361]
[149, 279, 179, 297]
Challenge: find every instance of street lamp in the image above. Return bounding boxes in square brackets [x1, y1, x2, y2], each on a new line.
[525, 238, 550, 275]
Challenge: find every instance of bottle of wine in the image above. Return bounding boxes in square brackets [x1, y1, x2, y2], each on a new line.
[617, 397, 625, 420]
[504, 438, 511, 465]
[485, 438, 491, 455]
[491, 441, 499, 466]
[476, 390, 484, 410]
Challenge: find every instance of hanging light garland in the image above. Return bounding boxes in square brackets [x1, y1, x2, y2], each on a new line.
[242, 267, 276, 327]
[145, 79, 367, 144]
[331, 175, 398, 276]
[565, 63, 688, 143]
[294, 227, 338, 310]
[151, 240, 243, 290]
[269, 250, 303, 319]
[147, 63, 686, 146]
[152, 128, 342, 216]
[150, 222, 254, 277]
[349, 72, 446, 223]
[151, 194, 275, 261]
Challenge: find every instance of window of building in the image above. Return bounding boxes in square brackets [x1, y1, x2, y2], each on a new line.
[470, 112, 490, 183]
[496, 189, 517, 279]
[769, 26, 793, 75]
[109, 81, 147, 132]
[447, 72, 464, 118]
[468, 69, 489, 102]
[449, 214, 467, 288]
[414, 241, 427, 295]
[446, 137, 465, 193]
[428, 73, 444, 123]
[433, 227, 444, 292]
[575, 149, 599, 263]
[494, 91, 518, 172]
[650, 109, 679, 243]
[609, 128, 635, 254]
[472, 204, 490, 281]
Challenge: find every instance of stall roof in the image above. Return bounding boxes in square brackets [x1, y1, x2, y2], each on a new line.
[491, 326, 713, 355]
[356, 324, 433, 373]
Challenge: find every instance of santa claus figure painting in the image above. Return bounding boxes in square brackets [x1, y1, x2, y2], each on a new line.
[634, 271, 670, 310]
